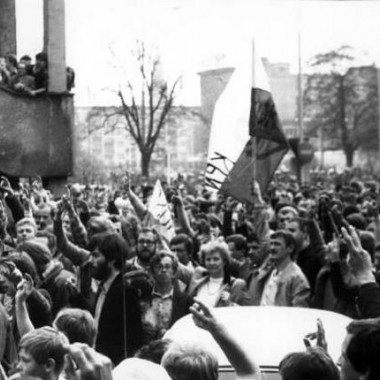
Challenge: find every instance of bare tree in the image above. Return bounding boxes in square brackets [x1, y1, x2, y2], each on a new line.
[84, 42, 180, 178]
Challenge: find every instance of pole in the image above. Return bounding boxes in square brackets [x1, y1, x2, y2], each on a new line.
[297, 30, 304, 183]
[377, 68, 380, 168]
[121, 249, 128, 359]
[320, 126, 324, 169]
[298, 31, 304, 142]
[251, 38, 257, 201]
[165, 124, 170, 185]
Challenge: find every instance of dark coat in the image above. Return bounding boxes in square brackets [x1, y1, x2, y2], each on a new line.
[297, 244, 326, 293]
[356, 272, 380, 318]
[95, 273, 143, 366]
[170, 282, 193, 327]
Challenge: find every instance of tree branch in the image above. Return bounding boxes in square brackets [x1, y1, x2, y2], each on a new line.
[150, 77, 180, 146]
[118, 91, 140, 143]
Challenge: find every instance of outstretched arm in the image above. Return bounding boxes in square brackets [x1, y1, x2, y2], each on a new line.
[190, 297, 261, 379]
[15, 274, 35, 337]
[172, 194, 195, 237]
[120, 173, 147, 221]
[53, 201, 90, 266]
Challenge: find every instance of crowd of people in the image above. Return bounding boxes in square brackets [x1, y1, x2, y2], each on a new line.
[0, 168, 379, 379]
[0, 52, 74, 95]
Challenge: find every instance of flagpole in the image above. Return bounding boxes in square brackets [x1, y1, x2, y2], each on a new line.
[251, 38, 257, 202]
[297, 7, 305, 183]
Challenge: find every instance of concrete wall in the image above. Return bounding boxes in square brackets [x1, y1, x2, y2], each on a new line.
[0, 0, 17, 56]
[0, 85, 74, 178]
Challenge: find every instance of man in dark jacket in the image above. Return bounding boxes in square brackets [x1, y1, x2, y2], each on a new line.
[89, 232, 142, 365]
[285, 217, 326, 293]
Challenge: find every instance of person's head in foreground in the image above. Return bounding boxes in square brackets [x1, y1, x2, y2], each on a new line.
[53, 308, 97, 347]
[113, 357, 171, 380]
[280, 318, 380, 380]
[161, 341, 218, 380]
[16, 327, 69, 380]
[338, 319, 380, 380]
[279, 347, 339, 380]
[135, 339, 172, 364]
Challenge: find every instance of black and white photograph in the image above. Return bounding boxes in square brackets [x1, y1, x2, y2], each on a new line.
[0, 1, 380, 379]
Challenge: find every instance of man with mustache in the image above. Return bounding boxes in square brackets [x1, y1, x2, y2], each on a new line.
[248, 230, 311, 307]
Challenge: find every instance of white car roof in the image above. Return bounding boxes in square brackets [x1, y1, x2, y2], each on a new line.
[164, 306, 351, 368]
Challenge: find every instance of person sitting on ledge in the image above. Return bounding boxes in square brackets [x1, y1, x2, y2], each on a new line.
[30, 52, 48, 96]
[0, 54, 18, 88]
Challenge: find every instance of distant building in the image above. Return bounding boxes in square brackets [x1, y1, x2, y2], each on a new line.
[75, 106, 206, 176]
[75, 59, 299, 177]
[262, 59, 298, 139]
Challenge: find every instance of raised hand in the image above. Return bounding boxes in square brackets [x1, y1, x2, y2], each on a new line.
[251, 180, 264, 204]
[53, 200, 65, 221]
[15, 274, 34, 303]
[0, 200, 7, 224]
[190, 297, 219, 333]
[224, 196, 236, 212]
[0, 176, 14, 197]
[31, 175, 43, 193]
[171, 194, 183, 207]
[62, 193, 75, 214]
[120, 172, 131, 196]
[303, 318, 328, 352]
[65, 343, 113, 380]
[341, 226, 375, 284]
[325, 234, 340, 263]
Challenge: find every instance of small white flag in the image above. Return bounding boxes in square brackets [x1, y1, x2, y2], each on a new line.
[144, 180, 175, 243]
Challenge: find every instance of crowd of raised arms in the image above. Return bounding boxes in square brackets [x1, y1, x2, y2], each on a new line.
[0, 52, 74, 96]
[0, 168, 379, 380]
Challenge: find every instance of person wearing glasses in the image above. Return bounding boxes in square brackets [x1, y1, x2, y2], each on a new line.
[142, 251, 193, 342]
[126, 228, 158, 272]
[126, 228, 194, 288]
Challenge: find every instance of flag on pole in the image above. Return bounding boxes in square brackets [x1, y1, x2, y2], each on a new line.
[144, 180, 175, 243]
[205, 41, 289, 203]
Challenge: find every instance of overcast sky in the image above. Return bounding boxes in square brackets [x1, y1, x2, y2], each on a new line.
[15, 0, 380, 106]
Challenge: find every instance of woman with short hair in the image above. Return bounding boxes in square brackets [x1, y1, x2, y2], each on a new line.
[187, 240, 251, 307]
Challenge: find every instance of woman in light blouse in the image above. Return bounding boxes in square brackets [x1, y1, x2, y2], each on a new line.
[187, 240, 251, 307]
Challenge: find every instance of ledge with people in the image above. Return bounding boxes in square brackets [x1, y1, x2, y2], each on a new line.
[0, 52, 75, 96]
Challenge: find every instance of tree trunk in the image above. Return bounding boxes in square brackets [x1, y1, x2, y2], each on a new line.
[345, 149, 355, 167]
[141, 151, 151, 179]
[337, 75, 357, 168]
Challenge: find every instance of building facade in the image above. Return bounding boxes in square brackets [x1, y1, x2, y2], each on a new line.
[75, 58, 299, 178]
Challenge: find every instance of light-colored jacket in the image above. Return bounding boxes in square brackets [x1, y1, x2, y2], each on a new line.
[248, 261, 311, 307]
[188, 268, 252, 306]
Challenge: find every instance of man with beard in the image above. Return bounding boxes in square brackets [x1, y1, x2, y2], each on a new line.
[126, 228, 157, 271]
[89, 231, 142, 365]
[126, 228, 193, 287]
[285, 217, 326, 294]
